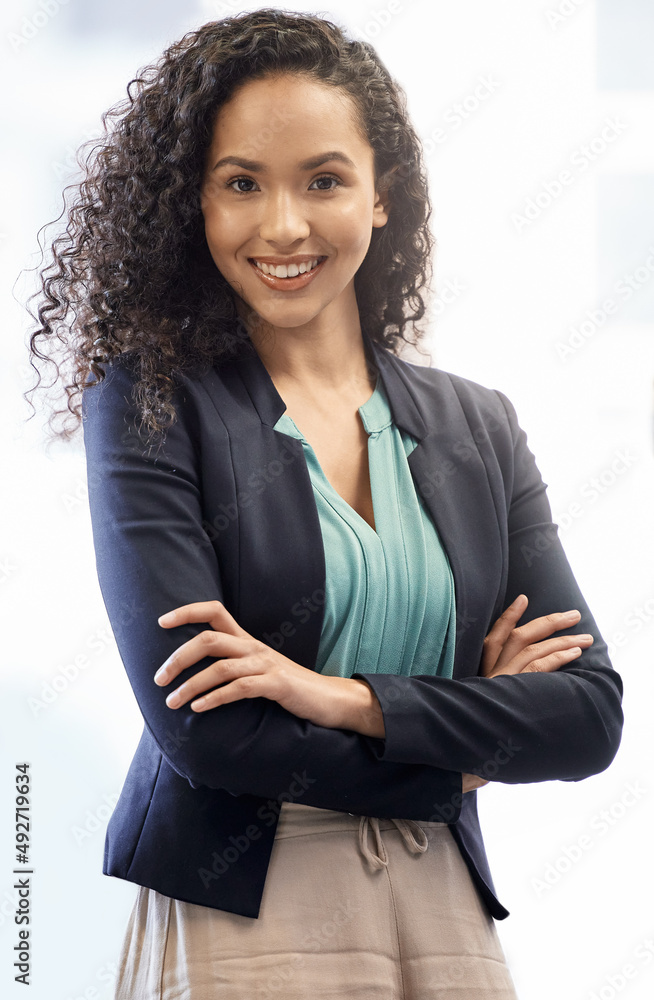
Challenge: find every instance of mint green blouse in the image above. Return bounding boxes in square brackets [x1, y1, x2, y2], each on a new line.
[272, 373, 456, 679]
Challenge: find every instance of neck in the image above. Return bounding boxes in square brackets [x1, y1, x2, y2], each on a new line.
[234, 295, 377, 396]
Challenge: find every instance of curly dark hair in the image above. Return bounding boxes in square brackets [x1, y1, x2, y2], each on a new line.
[24, 8, 436, 444]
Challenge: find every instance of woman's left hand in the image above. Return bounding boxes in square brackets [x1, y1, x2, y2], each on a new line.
[154, 600, 385, 736]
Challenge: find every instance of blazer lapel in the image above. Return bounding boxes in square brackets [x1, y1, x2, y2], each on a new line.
[204, 336, 505, 679]
[366, 338, 506, 677]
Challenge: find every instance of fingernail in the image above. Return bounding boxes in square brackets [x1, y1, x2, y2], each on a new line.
[166, 691, 181, 708]
[154, 666, 168, 683]
[158, 611, 174, 624]
[562, 610, 580, 620]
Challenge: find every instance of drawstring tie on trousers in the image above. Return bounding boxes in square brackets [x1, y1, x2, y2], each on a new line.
[356, 816, 429, 871]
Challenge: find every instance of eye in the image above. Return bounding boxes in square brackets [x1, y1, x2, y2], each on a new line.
[309, 174, 342, 191]
[227, 177, 259, 194]
[225, 174, 342, 194]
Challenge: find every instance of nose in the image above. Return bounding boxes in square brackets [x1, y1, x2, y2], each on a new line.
[258, 187, 311, 246]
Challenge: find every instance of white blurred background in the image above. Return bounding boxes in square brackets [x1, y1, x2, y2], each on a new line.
[2, 1, 652, 997]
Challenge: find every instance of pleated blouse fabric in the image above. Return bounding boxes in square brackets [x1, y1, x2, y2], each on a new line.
[271, 372, 457, 681]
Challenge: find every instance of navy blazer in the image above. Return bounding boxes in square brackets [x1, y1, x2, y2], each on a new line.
[81, 332, 624, 920]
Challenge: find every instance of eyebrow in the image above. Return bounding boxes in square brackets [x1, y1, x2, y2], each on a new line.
[211, 151, 357, 173]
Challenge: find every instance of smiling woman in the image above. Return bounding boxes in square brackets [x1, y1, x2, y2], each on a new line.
[23, 7, 623, 1000]
[199, 75, 389, 319]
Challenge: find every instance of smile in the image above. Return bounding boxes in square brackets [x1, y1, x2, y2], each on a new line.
[248, 256, 327, 290]
[252, 257, 325, 277]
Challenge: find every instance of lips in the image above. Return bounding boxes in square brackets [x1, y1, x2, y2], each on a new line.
[247, 255, 328, 290]
[250, 256, 327, 279]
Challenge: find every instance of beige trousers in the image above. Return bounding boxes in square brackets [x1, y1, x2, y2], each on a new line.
[113, 801, 519, 999]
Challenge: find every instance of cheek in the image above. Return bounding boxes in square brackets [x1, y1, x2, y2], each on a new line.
[200, 185, 237, 253]
[202, 208, 235, 260]
[327, 200, 376, 254]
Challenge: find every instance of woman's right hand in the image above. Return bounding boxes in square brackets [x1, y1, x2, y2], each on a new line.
[461, 593, 595, 792]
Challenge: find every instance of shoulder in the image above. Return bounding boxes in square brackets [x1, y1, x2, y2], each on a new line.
[81, 351, 207, 424]
[80, 352, 211, 471]
[380, 348, 521, 441]
[81, 352, 149, 415]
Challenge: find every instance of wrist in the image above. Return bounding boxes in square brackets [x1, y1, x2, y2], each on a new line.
[349, 678, 386, 738]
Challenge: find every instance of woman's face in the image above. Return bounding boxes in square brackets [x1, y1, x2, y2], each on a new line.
[200, 72, 389, 338]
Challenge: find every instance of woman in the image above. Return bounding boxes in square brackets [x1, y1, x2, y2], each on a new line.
[25, 9, 623, 998]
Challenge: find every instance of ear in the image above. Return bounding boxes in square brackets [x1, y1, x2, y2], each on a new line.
[372, 165, 398, 229]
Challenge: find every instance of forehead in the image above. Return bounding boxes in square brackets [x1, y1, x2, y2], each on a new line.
[205, 73, 368, 153]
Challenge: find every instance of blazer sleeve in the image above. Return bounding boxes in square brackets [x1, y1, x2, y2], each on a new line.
[352, 388, 624, 783]
[81, 355, 463, 820]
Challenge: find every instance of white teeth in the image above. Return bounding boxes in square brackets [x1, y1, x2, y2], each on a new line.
[254, 258, 321, 278]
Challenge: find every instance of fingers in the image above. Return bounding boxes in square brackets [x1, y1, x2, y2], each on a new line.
[488, 633, 593, 678]
[154, 600, 252, 685]
[481, 594, 528, 673]
[519, 645, 583, 675]
[505, 608, 582, 651]
[163, 661, 227, 708]
[485, 607, 585, 676]
[163, 660, 268, 711]
[154, 630, 261, 686]
[158, 600, 249, 637]
[488, 594, 528, 636]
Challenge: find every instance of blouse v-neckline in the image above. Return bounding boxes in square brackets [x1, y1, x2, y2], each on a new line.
[273, 373, 388, 536]
[271, 370, 456, 680]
